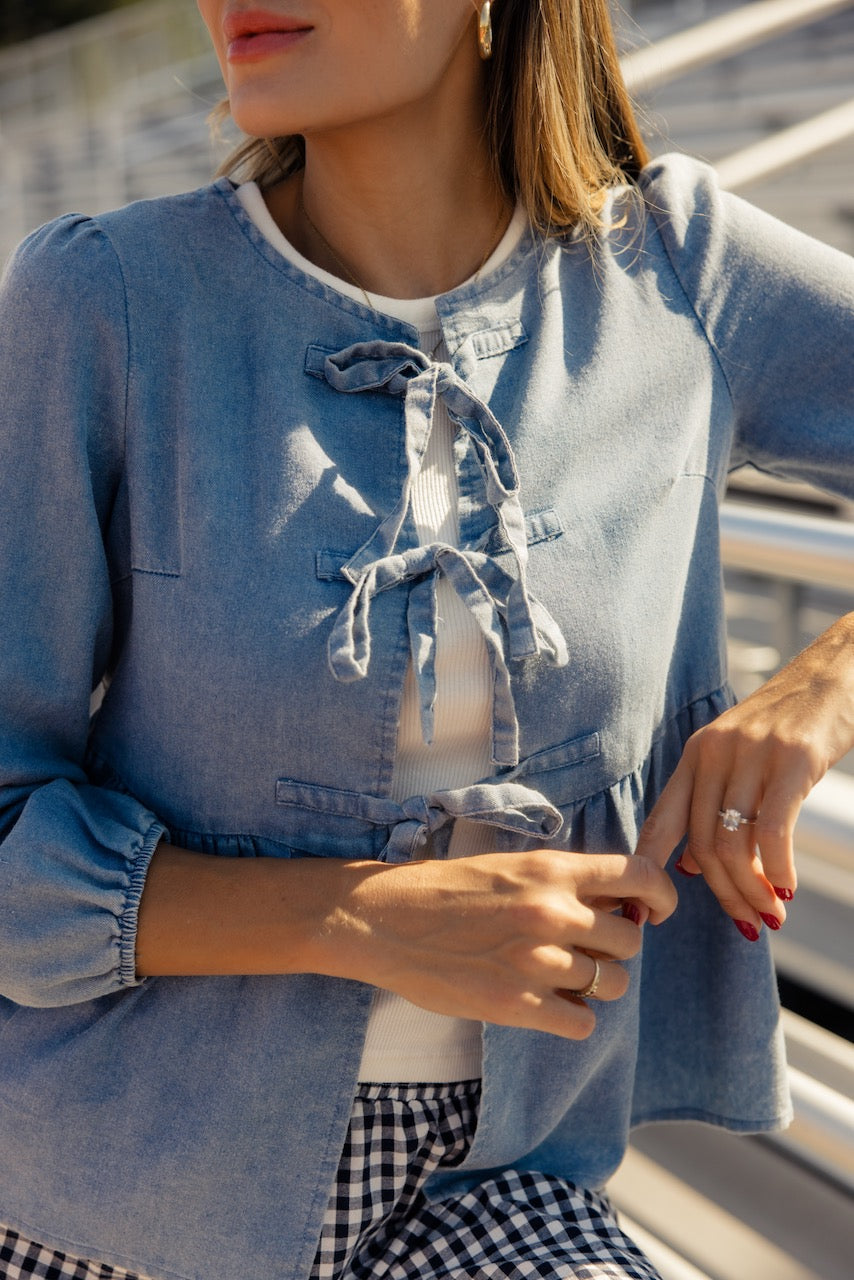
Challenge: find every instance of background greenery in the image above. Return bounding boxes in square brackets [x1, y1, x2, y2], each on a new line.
[0, 0, 140, 46]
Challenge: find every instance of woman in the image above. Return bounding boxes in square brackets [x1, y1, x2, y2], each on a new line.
[0, 1, 851, 1277]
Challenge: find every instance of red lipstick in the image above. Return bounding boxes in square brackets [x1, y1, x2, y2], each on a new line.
[224, 9, 312, 62]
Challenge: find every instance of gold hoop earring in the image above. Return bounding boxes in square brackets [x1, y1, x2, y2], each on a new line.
[477, 0, 493, 60]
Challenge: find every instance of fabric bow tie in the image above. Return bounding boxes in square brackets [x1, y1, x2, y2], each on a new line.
[370, 779, 563, 863]
[307, 340, 569, 767]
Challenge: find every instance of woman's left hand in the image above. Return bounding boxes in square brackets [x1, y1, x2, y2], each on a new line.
[634, 612, 854, 939]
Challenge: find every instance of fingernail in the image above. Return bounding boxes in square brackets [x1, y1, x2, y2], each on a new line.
[674, 856, 699, 877]
[774, 886, 794, 901]
[759, 912, 781, 931]
[735, 919, 760, 942]
[622, 903, 641, 925]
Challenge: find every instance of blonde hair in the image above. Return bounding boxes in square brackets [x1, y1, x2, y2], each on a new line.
[212, 0, 648, 238]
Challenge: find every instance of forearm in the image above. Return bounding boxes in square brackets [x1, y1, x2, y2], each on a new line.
[135, 843, 376, 978]
[798, 611, 854, 765]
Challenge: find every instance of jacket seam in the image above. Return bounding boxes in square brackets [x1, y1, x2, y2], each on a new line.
[629, 1104, 793, 1132]
[548, 683, 732, 811]
[213, 180, 415, 334]
[167, 827, 300, 855]
[86, 217, 132, 482]
[85, 752, 302, 854]
[642, 197, 738, 410]
[214, 177, 542, 323]
[129, 566, 181, 580]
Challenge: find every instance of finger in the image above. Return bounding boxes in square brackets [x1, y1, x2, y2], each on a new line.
[568, 906, 647, 963]
[634, 757, 695, 870]
[751, 779, 800, 904]
[524, 936, 630, 999]
[677, 753, 758, 925]
[520, 950, 632, 1040]
[555, 952, 629, 1005]
[687, 767, 777, 936]
[538, 991, 597, 1039]
[711, 825, 775, 938]
[569, 853, 678, 925]
[716, 801, 787, 930]
[490, 984, 598, 1040]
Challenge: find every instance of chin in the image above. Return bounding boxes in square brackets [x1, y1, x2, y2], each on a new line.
[225, 82, 306, 139]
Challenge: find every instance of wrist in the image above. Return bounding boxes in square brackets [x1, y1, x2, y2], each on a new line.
[292, 857, 395, 984]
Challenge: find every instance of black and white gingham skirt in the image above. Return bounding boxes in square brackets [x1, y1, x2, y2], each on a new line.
[1, 1081, 662, 1279]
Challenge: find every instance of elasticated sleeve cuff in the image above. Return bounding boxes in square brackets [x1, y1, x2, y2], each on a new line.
[0, 780, 169, 1007]
[117, 812, 171, 991]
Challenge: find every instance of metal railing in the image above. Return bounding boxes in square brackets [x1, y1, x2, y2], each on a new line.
[715, 96, 854, 188]
[781, 1064, 854, 1192]
[720, 502, 854, 592]
[795, 770, 854, 873]
[621, 0, 854, 92]
[772, 1011, 854, 1192]
[622, 0, 854, 193]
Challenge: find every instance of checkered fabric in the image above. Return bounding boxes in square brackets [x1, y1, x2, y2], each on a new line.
[0, 1227, 139, 1280]
[310, 1081, 478, 1277]
[310, 1080, 662, 1280]
[1, 1080, 662, 1280]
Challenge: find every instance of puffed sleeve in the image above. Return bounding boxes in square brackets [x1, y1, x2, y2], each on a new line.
[0, 216, 168, 1007]
[640, 153, 854, 494]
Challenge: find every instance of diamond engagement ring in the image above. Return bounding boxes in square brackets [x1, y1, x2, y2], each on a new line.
[718, 808, 758, 832]
[575, 958, 602, 1000]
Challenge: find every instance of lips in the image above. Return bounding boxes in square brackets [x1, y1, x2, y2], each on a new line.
[224, 9, 313, 62]
[223, 8, 312, 42]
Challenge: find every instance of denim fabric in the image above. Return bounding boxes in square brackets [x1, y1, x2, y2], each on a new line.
[0, 153, 851, 1280]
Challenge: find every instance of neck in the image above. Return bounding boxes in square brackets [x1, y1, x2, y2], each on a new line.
[263, 75, 510, 300]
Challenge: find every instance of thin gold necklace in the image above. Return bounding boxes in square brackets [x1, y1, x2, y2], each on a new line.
[298, 194, 510, 316]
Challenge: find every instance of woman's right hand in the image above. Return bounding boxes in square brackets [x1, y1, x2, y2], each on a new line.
[309, 850, 677, 1039]
[137, 844, 675, 1039]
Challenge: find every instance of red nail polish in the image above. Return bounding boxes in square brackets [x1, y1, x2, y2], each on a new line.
[759, 912, 781, 931]
[623, 903, 641, 925]
[674, 856, 699, 877]
[774, 886, 794, 901]
[735, 919, 760, 942]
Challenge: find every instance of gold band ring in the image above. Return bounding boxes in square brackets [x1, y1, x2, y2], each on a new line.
[575, 957, 602, 1000]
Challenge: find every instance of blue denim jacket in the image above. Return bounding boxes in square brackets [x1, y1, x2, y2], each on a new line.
[0, 154, 852, 1280]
